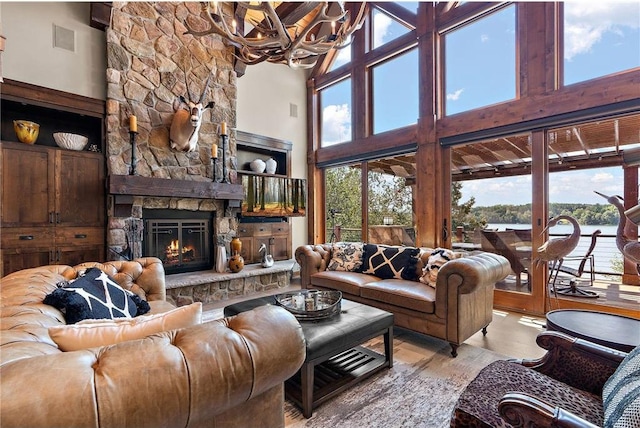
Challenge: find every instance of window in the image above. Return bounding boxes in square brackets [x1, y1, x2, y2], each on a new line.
[320, 78, 352, 146]
[371, 7, 411, 50]
[328, 38, 352, 72]
[372, 48, 419, 134]
[325, 165, 362, 242]
[444, 5, 516, 115]
[563, 2, 640, 85]
[367, 155, 415, 245]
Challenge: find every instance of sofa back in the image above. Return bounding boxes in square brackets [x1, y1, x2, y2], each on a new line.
[0, 257, 166, 367]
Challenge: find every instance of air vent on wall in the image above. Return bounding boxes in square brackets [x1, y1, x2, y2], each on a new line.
[53, 24, 75, 52]
[290, 103, 298, 118]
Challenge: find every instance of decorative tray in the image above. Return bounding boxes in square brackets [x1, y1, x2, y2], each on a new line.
[274, 290, 342, 321]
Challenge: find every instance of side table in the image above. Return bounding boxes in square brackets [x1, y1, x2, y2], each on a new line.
[546, 309, 640, 352]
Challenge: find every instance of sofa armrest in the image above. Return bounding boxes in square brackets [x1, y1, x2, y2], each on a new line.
[434, 252, 511, 320]
[514, 331, 626, 395]
[499, 392, 600, 428]
[295, 244, 332, 288]
[0, 305, 306, 428]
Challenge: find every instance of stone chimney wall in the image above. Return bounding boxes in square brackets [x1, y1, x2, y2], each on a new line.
[105, 2, 239, 260]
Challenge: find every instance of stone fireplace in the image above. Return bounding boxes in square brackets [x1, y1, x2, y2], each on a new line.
[105, 2, 242, 265]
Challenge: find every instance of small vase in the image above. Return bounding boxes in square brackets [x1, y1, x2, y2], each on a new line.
[250, 159, 266, 173]
[265, 158, 277, 174]
[229, 254, 245, 273]
[215, 245, 227, 273]
[230, 237, 242, 256]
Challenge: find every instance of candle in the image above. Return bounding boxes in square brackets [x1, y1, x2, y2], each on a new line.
[211, 143, 218, 158]
[220, 122, 227, 135]
[129, 115, 137, 133]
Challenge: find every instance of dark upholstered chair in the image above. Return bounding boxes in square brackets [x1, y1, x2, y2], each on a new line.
[451, 331, 636, 427]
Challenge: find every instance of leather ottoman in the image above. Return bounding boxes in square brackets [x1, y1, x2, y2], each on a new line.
[225, 296, 394, 417]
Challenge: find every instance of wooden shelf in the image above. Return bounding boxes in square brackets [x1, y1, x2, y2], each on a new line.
[108, 175, 243, 200]
[237, 170, 289, 179]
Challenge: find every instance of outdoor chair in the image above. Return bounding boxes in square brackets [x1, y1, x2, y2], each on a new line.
[481, 229, 531, 290]
[552, 229, 601, 296]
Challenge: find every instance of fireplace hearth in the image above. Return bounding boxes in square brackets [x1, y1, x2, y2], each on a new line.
[143, 210, 214, 274]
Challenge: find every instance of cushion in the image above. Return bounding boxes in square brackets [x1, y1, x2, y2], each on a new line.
[602, 345, 640, 428]
[48, 302, 202, 351]
[43, 267, 150, 324]
[327, 242, 365, 272]
[361, 244, 420, 281]
[419, 248, 460, 288]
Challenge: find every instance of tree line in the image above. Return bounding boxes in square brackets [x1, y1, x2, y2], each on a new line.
[470, 202, 620, 225]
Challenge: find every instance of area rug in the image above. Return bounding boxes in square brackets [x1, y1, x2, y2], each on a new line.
[284, 329, 508, 428]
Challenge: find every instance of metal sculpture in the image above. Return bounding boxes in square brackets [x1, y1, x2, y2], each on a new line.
[595, 191, 640, 273]
[534, 215, 591, 299]
[169, 73, 214, 152]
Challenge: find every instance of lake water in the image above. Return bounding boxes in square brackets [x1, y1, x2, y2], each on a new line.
[487, 223, 622, 274]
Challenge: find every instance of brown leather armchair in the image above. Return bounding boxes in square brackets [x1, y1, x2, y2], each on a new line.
[0, 258, 306, 428]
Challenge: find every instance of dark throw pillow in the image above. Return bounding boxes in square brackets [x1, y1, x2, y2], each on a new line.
[327, 242, 365, 272]
[361, 244, 420, 281]
[43, 267, 150, 324]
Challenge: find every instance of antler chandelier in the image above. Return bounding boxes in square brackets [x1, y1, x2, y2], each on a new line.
[184, 2, 367, 69]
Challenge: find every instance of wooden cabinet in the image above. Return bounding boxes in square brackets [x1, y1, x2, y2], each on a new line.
[236, 221, 291, 264]
[1, 142, 106, 276]
[0, 79, 105, 277]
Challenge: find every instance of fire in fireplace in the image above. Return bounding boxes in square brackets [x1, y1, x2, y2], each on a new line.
[142, 210, 213, 274]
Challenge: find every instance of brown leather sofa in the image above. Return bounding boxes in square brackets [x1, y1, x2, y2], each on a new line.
[295, 245, 511, 357]
[0, 257, 305, 428]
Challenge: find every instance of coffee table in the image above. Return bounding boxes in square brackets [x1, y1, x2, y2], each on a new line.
[546, 309, 640, 352]
[224, 296, 394, 418]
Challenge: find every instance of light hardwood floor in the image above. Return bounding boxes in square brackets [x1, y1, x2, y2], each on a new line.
[203, 280, 548, 360]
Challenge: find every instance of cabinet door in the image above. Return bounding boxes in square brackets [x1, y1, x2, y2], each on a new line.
[56, 151, 105, 227]
[1, 144, 55, 228]
[238, 237, 254, 263]
[2, 248, 52, 277]
[270, 235, 291, 261]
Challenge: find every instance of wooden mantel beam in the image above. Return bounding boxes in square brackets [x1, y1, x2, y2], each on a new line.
[109, 175, 243, 200]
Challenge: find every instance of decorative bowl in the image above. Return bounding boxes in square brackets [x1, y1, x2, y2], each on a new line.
[13, 120, 40, 144]
[53, 132, 89, 151]
[275, 290, 342, 321]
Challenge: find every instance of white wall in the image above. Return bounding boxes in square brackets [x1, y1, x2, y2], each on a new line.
[237, 62, 309, 253]
[1, 2, 106, 99]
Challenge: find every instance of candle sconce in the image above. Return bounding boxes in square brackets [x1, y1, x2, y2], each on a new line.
[129, 130, 138, 175]
[220, 132, 229, 184]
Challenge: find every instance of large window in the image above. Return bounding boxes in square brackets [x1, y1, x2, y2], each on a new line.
[325, 164, 362, 242]
[372, 48, 419, 134]
[320, 78, 352, 147]
[563, 2, 640, 86]
[367, 155, 415, 245]
[444, 5, 516, 115]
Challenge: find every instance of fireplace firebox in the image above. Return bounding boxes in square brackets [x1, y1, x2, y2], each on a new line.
[143, 210, 213, 274]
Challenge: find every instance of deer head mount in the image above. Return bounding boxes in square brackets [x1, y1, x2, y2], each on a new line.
[169, 73, 215, 152]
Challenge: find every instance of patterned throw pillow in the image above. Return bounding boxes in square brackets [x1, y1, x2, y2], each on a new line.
[43, 267, 150, 324]
[419, 248, 461, 288]
[361, 244, 420, 281]
[602, 345, 640, 428]
[327, 242, 365, 272]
